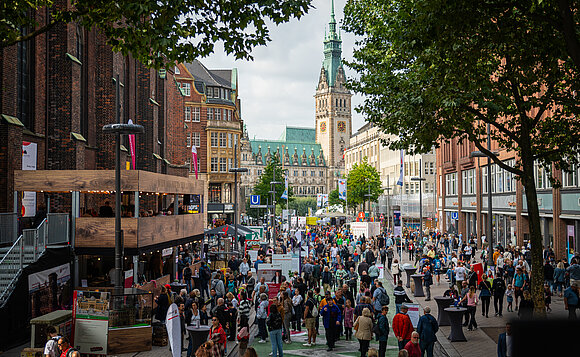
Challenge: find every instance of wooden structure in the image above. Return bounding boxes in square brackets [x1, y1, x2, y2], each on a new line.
[14, 170, 204, 253]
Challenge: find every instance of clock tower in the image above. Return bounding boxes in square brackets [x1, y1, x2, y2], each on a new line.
[315, 0, 352, 189]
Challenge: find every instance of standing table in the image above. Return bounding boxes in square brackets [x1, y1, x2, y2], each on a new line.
[434, 296, 454, 326]
[444, 307, 467, 342]
[411, 274, 425, 297]
[404, 266, 417, 288]
[186, 325, 211, 354]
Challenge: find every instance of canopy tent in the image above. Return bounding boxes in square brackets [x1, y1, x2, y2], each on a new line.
[318, 211, 353, 218]
[204, 224, 254, 237]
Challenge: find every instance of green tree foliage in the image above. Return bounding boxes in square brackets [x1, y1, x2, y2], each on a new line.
[293, 196, 317, 216]
[328, 188, 346, 208]
[252, 155, 292, 209]
[1, 0, 312, 68]
[343, 0, 580, 316]
[346, 158, 382, 208]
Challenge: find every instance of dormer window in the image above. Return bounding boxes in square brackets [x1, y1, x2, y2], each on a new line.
[175, 66, 180, 75]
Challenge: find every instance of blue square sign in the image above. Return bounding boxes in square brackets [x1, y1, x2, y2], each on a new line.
[250, 195, 261, 205]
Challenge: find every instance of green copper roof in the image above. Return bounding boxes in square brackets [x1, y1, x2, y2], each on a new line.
[278, 126, 316, 143]
[323, 0, 342, 87]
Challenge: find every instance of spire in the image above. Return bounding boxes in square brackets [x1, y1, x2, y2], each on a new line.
[321, 0, 342, 87]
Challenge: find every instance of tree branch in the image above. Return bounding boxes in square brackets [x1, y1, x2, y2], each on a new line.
[460, 105, 521, 144]
[531, 81, 556, 128]
[1, 19, 61, 48]
[462, 130, 524, 176]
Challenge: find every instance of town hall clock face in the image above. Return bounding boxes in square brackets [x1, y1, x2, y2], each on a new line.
[337, 121, 346, 132]
[320, 121, 327, 132]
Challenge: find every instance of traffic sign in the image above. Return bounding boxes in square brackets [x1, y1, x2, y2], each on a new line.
[250, 204, 274, 209]
[451, 211, 458, 220]
[250, 195, 261, 205]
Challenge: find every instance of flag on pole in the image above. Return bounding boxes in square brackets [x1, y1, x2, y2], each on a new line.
[281, 173, 288, 199]
[128, 119, 136, 169]
[338, 179, 347, 200]
[396, 149, 404, 186]
[191, 145, 198, 179]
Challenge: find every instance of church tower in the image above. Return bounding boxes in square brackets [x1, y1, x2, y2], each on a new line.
[315, 0, 352, 189]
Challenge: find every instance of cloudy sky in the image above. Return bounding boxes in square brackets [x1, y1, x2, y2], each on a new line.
[202, 0, 365, 140]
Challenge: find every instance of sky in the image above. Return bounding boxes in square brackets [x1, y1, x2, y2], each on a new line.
[201, 0, 365, 140]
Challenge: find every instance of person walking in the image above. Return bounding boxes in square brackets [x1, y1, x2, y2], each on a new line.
[207, 316, 227, 357]
[256, 293, 269, 343]
[282, 292, 293, 343]
[392, 259, 401, 286]
[394, 280, 412, 314]
[423, 266, 433, 301]
[564, 282, 579, 320]
[460, 286, 479, 330]
[320, 296, 342, 352]
[393, 304, 414, 350]
[267, 304, 284, 357]
[354, 307, 374, 357]
[416, 306, 438, 357]
[303, 291, 318, 346]
[377, 306, 390, 357]
[478, 274, 492, 318]
[492, 271, 506, 317]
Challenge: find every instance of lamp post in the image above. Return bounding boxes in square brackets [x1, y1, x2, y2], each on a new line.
[471, 130, 497, 268]
[269, 178, 283, 244]
[102, 76, 144, 294]
[364, 183, 372, 222]
[383, 187, 393, 231]
[229, 144, 248, 252]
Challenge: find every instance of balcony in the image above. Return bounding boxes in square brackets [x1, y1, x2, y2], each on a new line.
[206, 119, 242, 131]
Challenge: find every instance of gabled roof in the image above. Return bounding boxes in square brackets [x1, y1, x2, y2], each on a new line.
[184, 60, 232, 88]
[278, 126, 316, 143]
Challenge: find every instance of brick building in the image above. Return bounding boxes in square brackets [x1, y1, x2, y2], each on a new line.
[436, 138, 579, 260]
[175, 60, 243, 227]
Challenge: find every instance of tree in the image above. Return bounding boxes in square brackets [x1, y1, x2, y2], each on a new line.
[293, 196, 317, 216]
[346, 158, 383, 211]
[252, 155, 293, 209]
[343, 0, 580, 316]
[1, 0, 312, 68]
[328, 188, 346, 208]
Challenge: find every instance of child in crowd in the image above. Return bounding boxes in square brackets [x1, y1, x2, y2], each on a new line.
[505, 284, 514, 312]
[344, 299, 354, 341]
[544, 283, 552, 312]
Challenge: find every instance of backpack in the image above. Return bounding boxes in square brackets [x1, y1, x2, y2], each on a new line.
[65, 348, 79, 357]
[309, 298, 319, 317]
[377, 287, 390, 306]
[201, 266, 211, 280]
[183, 266, 192, 279]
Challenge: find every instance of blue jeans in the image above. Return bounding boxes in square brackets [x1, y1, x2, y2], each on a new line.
[257, 318, 268, 340]
[270, 329, 284, 357]
[395, 303, 402, 315]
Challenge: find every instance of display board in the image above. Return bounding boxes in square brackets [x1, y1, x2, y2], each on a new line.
[406, 303, 421, 328]
[73, 290, 110, 355]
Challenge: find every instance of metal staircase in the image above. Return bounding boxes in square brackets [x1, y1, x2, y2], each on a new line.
[0, 219, 48, 307]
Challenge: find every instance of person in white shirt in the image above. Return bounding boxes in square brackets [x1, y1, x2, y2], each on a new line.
[454, 262, 467, 291]
[43, 326, 61, 357]
[239, 258, 250, 282]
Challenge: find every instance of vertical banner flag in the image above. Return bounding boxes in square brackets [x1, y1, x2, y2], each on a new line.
[393, 210, 402, 237]
[316, 193, 323, 208]
[396, 149, 404, 186]
[191, 145, 199, 179]
[281, 173, 288, 199]
[128, 119, 136, 169]
[22, 141, 37, 217]
[338, 179, 347, 201]
[166, 303, 181, 357]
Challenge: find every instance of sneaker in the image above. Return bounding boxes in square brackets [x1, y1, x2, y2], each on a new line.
[269, 353, 273, 356]
[327, 348, 333, 352]
[303, 343, 312, 347]
[259, 339, 267, 343]
[312, 342, 316, 346]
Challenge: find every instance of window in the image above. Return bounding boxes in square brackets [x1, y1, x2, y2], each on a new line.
[206, 87, 213, 98]
[192, 107, 200, 122]
[462, 169, 475, 195]
[219, 133, 227, 147]
[182, 83, 191, 96]
[311, 170, 315, 177]
[210, 158, 218, 172]
[257, 169, 262, 176]
[405, 184, 409, 195]
[445, 172, 457, 195]
[234, 134, 238, 148]
[302, 170, 307, 177]
[294, 170, 298, 176]
[563, 164, 578, 187]
[534, 161, 551, 189]
[430, 162, 435, 175]
[220, 158, 227, 172]
[209, 183, 221, 202]
[210, 133, 218, 147]
[185, 107, 191, 122]
[228, 133, 232, 148]
[228, 158, 233, 171]
[214, 88, 219, 98]
[319, 171, 324, 177]
[215, 108, 221, 120]
[483, 167, 488, 194]
[192, 132, 200, 147]
[175, 66, 180, 75]
[207, 108, 214, 120]
[17, 36, 33, 130]
[186, 134, 191, 147]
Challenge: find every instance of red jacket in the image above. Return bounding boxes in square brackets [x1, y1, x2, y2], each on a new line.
[392, 312, 414, 340]
[404, 340, 421, 357]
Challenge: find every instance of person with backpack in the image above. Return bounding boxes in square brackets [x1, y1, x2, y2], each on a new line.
[43, 326, 61, 357]
[417, 306, 438, 357]
[183, 263, 193, 293]
[492, 270, 507, 316]
[267, 303, 284, 357]
[57, 337, 79, 357]
[303, 290, 318, 347]
[376, 306, 390, 357]
[372, 281, 390, 318]
[211, 273, 226, 299]
[199, 261, 211, 299]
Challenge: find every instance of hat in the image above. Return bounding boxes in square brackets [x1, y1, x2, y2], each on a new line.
[164, 284, 171, 290]
[401, 304, 409, 309]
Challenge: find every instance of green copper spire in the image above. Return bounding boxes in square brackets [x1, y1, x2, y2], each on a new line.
[322, 0, 342, 87]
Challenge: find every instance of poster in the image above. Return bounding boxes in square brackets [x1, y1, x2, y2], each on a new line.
[393, 210, 402, 237]
[567, 225, 575, 263]
[166, 303, 181, 357]
[256, 264, 283, 283]
[22, 141, 37, 217]
[73, 290, 110, 355]
[245, 238, 261, 263]
[298, 217, 306, 227]
[406, 303, 421, 328]
[29, 263, 71, 318]
[272, 254, 294, 278]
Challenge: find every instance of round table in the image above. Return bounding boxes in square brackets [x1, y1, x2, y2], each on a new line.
[411, 274, 425, 297]
[444, 307, 467, 342]
[186, 325, 211, 353]
[170, 282, 187, 294]
[434, 296, 454, 326]
[404, 266, 417, 288]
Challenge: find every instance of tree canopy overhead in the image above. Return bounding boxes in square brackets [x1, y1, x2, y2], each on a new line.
[343, 0, 580, 315]
[1, 0, 312, 68]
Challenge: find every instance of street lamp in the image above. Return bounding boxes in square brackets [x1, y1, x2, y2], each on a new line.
[383, 187, 393, 230]
[229, 144, 248, 252]
[269, 179, 283, 244]
[471, 147, 498, 268]
[102, 89, 144, 294]
[411, 176, 426, 236]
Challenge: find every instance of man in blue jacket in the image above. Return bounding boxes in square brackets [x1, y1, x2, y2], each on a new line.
[497, 322, 512, 357]
[320, 297, 342, 352]
[377, 306, 390, 357]
[417, 306, 438, 357]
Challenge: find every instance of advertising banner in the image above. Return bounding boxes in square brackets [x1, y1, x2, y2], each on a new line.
[29, 263, 71, 318]
[406, 303, 421, 327]
[272, 254, 294, 278]
[72, 290, 110, 355]
[338, 179, 347, 201]
[22, 141, 37, 217]
[166, 303, 181, 357]
[393, 210, 402, 237]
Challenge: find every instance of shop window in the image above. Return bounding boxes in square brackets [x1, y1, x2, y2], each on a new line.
[209, 183, 221, 203]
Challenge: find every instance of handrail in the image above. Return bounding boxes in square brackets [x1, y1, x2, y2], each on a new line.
[0, 270, 22, 307]
[0, 234, 22, 267]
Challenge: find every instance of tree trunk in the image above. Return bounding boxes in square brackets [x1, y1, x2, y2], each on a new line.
[520, 153, 547, 318]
